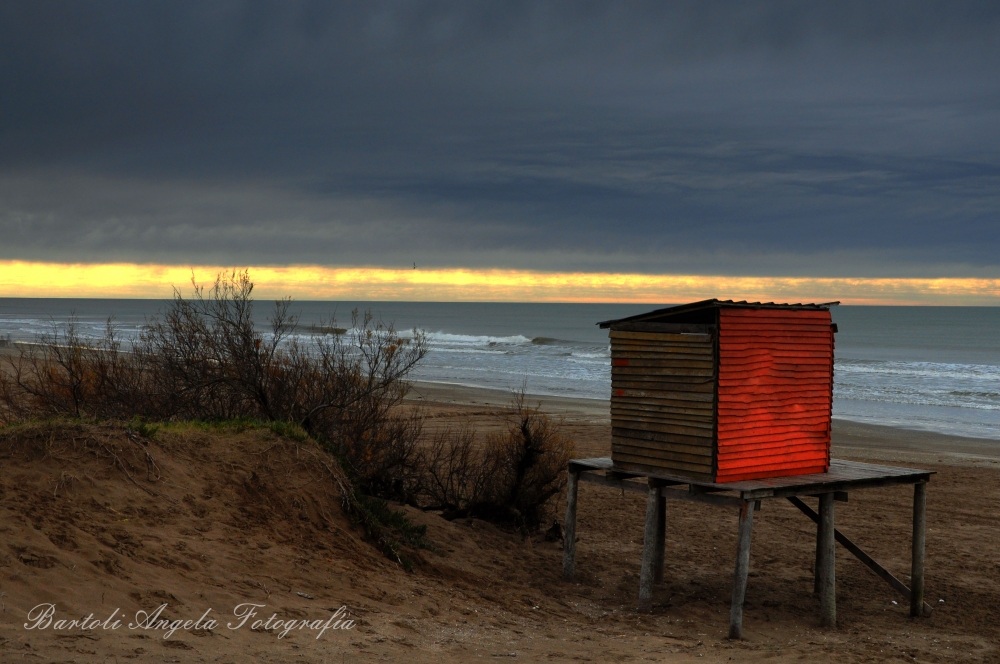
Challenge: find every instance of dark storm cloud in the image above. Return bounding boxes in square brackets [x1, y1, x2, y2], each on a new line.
[1, 1, 999, 276]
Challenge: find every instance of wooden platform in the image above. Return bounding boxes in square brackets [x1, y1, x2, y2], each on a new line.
[569, 457, 931, 499]
[561, 457, 934, 639]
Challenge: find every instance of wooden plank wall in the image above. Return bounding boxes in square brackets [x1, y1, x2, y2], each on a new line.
[715, 308, 834, 482]
[609, 329, 716, 481]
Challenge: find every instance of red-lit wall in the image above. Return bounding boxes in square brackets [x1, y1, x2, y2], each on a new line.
[715, 308, 834, 482]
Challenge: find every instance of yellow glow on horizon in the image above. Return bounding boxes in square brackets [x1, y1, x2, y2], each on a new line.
[0, 261, 998, 305]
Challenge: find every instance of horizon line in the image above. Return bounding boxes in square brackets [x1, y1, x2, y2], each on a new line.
[1, 261, 999, 305]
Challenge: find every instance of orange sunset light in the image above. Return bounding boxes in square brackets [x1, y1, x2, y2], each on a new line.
[0, 261, 998, 305]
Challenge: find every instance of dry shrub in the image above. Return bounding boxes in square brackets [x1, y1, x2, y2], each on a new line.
[0, 325, 86, 419]
[282, 309, 428, 501]
[331, 406, 424, 500]
[0, 270, 430, 505]
[420, 423, 479, 517]
[4, 323, 164, 422]
[0, 273, 293, 421]
[0, 272, 427, 439]
[137, 271, 297, 420]
[419, 392, 574, 532]
[475, 392, 575, 529]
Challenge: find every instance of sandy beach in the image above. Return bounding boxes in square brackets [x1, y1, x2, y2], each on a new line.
[6, 3, 1000, 661]
[0, 381, 998, 662]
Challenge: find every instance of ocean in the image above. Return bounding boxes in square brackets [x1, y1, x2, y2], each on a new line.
[1, 299, 998, 441]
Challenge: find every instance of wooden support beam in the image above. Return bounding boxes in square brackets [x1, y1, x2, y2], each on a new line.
[741, 473, 933, 501]
[787, 496, 933, 616]
[576, 471, 742, 508]
[818, 493, 836, 628]
[814, 508, 822, 595]
[638, 481, 662, 612]
[562, 469, 579, 580]
[578, 470, 647, 494]
[911, 482, 927, 618]
[667, 486, 743, 508]
[608, 469, 642, 482]
[654, 493, 666, 584]
[728, 500, 754, 640]
[810, 491, 848, 502]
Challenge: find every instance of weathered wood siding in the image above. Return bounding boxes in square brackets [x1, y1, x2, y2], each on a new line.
[715, 308, 834, 482]
[609, 329, 716, 481]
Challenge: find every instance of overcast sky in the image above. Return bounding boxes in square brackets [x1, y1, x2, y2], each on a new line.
[2, 1, 999, 277]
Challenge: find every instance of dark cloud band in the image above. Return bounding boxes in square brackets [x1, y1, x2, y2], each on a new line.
[1, 2, 998, 277]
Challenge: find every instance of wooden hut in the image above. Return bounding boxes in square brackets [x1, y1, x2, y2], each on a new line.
[599, 299, 837, 483]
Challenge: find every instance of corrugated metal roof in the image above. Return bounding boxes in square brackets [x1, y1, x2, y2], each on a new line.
[598, 298, 839, 328]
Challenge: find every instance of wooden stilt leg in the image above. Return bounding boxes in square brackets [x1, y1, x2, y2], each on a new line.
[562, 469, 579, 580]
[911, 482, 927, 617]
[653, 493, 666, 584]
[814, 507, 823, 594]
[818, 493, 836, 628]
[638, 481, 661, 612]
[728, 500, 754, 640]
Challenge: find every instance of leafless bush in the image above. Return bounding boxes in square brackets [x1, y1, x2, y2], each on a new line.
[267, 309, 427, 498]
[0, 272, 427, 446]
[13, 320, 161, 421]
[137, 271, 300, 420]
[417, 392, 574, 532]
[419, 423, 480, 517]
[287, 310, 426, 433]
[84, 322, 159, 419]
[0, 327, 83, 419]
[476, 391, 575, 529]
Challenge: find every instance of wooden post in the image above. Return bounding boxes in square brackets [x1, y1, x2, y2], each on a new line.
[818, 492, 836, 628]
[814, 510, 822, 594]
[562, 468, 580, 580]
[911, 481, 927, 618]
[638, 481, 661, 612]
[728, 499, 755, 640]
[653, 493, 666, 583]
